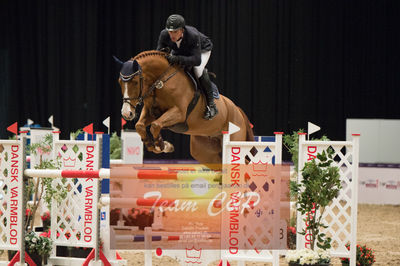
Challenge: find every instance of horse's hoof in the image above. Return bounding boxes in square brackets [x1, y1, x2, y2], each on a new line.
[163, 141, 174, 153]
[153, 146, 163, 154]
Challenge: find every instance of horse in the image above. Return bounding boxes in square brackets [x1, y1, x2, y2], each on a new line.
[115, 50, 254, 166]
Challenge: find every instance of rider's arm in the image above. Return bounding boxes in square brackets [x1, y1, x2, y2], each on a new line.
[176, 35, 201, 67]
[156, 30, 170, 51]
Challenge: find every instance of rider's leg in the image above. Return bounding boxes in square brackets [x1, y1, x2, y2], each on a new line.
[194, 51, 218, 120]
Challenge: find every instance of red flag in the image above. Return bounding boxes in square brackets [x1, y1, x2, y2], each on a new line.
[83, 123, 93, 135]
[121, 118, 127, 129]
[7, 122, 18, 135]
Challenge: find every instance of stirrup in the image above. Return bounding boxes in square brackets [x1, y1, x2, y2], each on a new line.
[204, 105, 218, 120]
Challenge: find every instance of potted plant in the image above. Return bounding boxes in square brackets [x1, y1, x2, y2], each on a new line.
[287, 225, 297, 250]
[24, 231, 53, 265]
[110, 132, 122, 159]
[286, 249, 331, 266]
[41, 211, 51, 231]
[286, 148, 341, 265]
[11, 133, 68, 263]
[340, 244, 376, 266]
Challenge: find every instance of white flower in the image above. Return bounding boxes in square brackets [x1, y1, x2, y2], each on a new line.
[31, 237, 37, 243]
[285, 248, 330, 265]
[285, 250, 298, 262]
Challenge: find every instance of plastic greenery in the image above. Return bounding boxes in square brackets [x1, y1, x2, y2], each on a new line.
[283, 129, 305, 172]
[291, 148, 341, 250]
[286, 248, 330, 265]
[27, 133, 68, 231]
[110, 132, 122, 159]
[69, 128, 84, 140]
[25, 231, 52, 256]
[283, 130, 330, 173]
[340, 243, 376, 265]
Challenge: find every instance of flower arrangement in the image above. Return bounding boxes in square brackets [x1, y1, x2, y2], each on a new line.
[340, 244, 376, 265]
[41, 211, 50, 222]
[286, 248, 330, 265]
[287, 226, 297, 249]
[25, 231, 52, 256]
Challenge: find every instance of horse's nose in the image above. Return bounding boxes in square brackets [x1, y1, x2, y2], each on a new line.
[122, 111, 135, 121]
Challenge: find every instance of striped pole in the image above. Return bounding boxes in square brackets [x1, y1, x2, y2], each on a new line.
[111, 168, 221, 181]
[24, 168, 110, 179]
[103, 197, 176, 208]
[117, 235, 180, 242]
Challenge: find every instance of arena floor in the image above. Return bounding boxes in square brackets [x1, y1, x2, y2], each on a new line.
[117, 204, 400, 266]
[0, 204, 398, 265]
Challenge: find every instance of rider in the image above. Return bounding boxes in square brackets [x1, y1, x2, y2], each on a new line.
[157, 14, 218, 120]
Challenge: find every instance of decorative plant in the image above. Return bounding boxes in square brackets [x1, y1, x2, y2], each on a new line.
[110, 132, 122, 159]
[27, 133, 68, 232]
[283, 130, 330, 173]
[287, 226, 297, 250]
[283, 129, 332, 252]
[340, 244, 376, 266]
[291, 148, 341, 251]
[69, 129, 84, 141]
[286, 248, 331, 265]
[283, 129, 305, 173]
[25, 231, 53, 257]
[41, 211, 50, 222]
[41, 211, 51, 230]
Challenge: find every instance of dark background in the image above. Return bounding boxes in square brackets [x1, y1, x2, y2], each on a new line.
[1, 0, 399, 160]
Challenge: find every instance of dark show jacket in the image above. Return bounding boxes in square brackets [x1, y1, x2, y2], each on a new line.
[157, 26, 213, 67]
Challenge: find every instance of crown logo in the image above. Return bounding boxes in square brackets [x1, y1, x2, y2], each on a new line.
[63, 157, 76, 167]
[185, 246, 202, 259]
[252, 161, 268, 172]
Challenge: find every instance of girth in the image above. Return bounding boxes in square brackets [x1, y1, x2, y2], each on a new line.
[167, 89, 200, 133]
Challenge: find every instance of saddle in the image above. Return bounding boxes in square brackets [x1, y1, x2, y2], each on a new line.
[166, 70, 219, 133]
[186, 70, 220, 100]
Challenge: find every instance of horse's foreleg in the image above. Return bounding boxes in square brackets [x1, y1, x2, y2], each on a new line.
[150, 107, 184, 153]
[135, 108, 156, 152]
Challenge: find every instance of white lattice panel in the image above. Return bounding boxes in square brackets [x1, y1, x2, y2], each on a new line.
[296, 134, 359, 265]
[221, 130, 284, 265]
[0, 140, 24, 250]
[50, 139, 100, 248]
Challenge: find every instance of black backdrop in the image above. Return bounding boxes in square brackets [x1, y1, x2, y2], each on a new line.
[1, 0, 399, 160]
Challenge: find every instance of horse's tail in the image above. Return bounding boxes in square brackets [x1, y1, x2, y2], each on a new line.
[238, 107, 254, 141]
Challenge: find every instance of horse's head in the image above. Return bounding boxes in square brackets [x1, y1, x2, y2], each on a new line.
[115, 57, 144, 121]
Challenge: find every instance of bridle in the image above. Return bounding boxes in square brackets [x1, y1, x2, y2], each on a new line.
[121, 63, 177, 109]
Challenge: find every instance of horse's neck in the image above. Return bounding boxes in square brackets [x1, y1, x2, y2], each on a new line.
[139, 58, 169, 81]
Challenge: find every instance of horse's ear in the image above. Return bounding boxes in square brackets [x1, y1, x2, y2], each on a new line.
[112, 55, 124, 67]
[132, 60, 140, 72]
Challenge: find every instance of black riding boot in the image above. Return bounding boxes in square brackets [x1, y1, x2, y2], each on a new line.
[199, 69, 218, 120]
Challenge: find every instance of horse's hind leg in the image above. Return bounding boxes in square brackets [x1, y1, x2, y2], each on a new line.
[190, 136, 222, 168]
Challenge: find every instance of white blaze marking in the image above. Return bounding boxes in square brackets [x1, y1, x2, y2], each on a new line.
[121, 82, 132, 118]
[124, 83, 129, 98]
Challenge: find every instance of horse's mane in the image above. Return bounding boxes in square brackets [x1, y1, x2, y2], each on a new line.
[132, 50, 167, 61]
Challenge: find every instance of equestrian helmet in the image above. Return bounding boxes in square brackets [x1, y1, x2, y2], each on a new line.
[166, 14, 185, 31]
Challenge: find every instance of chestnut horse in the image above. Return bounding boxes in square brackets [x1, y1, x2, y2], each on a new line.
[116, 50, 253, 165]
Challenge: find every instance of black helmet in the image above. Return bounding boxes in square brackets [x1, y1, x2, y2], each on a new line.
[165, 14, 185, 31]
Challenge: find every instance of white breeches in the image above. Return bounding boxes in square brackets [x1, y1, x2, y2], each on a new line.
[194, 51, 211, 78]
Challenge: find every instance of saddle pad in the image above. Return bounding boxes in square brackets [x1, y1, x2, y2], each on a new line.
[185, 70, 220, 99]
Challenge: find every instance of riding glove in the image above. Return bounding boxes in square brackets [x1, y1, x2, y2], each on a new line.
[166, 55, 182, 65]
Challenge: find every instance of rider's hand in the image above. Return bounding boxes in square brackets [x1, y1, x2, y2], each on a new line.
[166, 54, 181, 65]
[159, 47, 171, 53]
